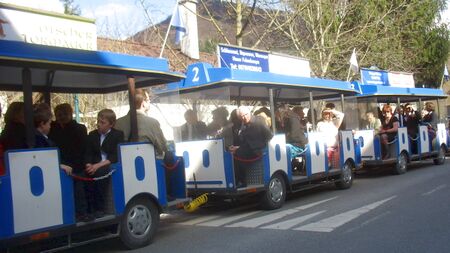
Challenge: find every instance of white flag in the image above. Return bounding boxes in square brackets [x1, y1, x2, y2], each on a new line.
[171, 4, 186, 45]
[179, 1, 200, 59]
[444, 64, 449, 81]
[349, 48, 358, 74]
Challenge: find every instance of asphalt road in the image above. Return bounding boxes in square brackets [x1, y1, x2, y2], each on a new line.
[68, 160, 450, 253]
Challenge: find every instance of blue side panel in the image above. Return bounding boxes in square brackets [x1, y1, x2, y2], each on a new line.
[305, 144, 312, 177]
[324, 144, 329, 172]
[263, 150, 270, 185]
[172, 157, 186, 199]
[155, 160, 167, 206]
[354, 138, 361, 166]
[223, 152, 234, 189]
[59, 170, 75, 225]
[374, 136, 381, 160]
[0, 174, 13, 238]
[111, 163, 126, 215]
[286, 146, 292, 181]
[339, 143, 345, 168]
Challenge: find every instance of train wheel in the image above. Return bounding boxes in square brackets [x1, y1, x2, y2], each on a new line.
[260, 173, 286, 210]
[335, 161, 354, 190]
[433, 146, 446, 165]
[120, 197, 159, 249]
[393, 152, 408, 175]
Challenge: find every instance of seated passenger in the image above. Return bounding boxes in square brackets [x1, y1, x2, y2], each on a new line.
[379, 104, 399, 159]
[403, 103, 420, 138]
[421, 101, 438, 140]
[274, 105, 287, 134]
[180, 109, 207, 141]
[219, 109, 241, 149]
[317, 107, 344, 169]
[285, 106, 308, 158]
[229, 106, 273, 188]
[0, 102, 27, 150]
[0, 102, 26, 175]
[33, 103, 73, 175]
[363, 111, 381, 134]
[85, 109, 124, 218]
[206, 107, 229, 138]
[254, 107, 272, 128]
[49, 103, 88, 221]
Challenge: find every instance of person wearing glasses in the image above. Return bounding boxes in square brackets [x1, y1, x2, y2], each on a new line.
[379, 104, 399, 159]
[229, 106, 273, 187]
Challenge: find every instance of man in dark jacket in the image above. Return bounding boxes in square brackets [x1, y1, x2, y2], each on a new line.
[229, 106, 273, 187]
[49, 103, 88, 220]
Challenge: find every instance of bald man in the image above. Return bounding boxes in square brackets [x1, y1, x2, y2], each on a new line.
[229, 106, 273, 187]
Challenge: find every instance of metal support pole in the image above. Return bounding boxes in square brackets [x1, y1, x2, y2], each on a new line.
[309, 91, 315, 129]
[73, 94, 80, 122]
[397, 97, 403, 127]
[127, 76, 138, 142]
[22, 68, 35, 148]
[269, 88, 276, 133]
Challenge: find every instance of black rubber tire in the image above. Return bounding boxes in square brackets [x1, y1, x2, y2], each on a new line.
[260, 173, 286, 210]
[393, 152, 408, 175]
[335, 161, 354, 190]
[120, 197, 159, 249]
[433, 146, 446, 165]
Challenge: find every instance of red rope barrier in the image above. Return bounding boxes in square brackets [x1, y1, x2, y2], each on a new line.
[233, 154, 263, 163]
[163, 158, 181, 170]
[70, 169, 116, 181]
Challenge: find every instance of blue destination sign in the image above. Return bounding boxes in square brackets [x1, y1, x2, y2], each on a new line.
[361, 68, 389, 86]
[218, 44, 269, 72]
[361, 68, 415, 88]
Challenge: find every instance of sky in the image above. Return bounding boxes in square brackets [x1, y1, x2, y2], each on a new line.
[2, 0, 450, 39]
[1, 0, 177, 38]
[75, 0, 178, 38]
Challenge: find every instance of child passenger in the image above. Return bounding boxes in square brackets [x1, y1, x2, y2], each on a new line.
[85, 109, 124, 218]
[33, 103, 72, 175]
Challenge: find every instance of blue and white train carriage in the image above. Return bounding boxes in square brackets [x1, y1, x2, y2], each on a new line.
[167, 62, 361, 210]
[0, 40, 187, 251]
[353, 83, 448, 174]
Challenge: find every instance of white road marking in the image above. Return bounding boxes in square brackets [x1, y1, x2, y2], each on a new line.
[226, 209, 299, 228]
[294, 197, 338, 210]
[178, 215, 222, 226]
[421, 184, 447, 196]
[197, 211, 262, 227]
[344, 211, 391, 234]
[261, 211, 326, 230]
[294, 196, 396, 232]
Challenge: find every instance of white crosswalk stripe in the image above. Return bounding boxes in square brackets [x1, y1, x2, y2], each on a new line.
[178, 215, 222, 226]
[226, 209, 298, 228]
[175, 196, 394, 233]
[294, 196, 396, 232]
[197, 211, 262, 227]
[294, 197, 338, 210]
[261, 211, 326, 230]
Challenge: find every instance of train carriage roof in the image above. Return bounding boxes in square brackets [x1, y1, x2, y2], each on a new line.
[355, 82, 447, 102]
[163, 63, 359, 102]
[0, 40, 184, 93]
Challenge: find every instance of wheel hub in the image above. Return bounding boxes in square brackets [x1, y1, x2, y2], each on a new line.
[343, 165, 352, 183]
[269, 178, 283, 203]
[127, 205, 151, 238]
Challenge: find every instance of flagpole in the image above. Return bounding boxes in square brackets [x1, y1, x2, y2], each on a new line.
[160, 0, 179, 58]
[346, 66, 352, 81]
[347, 48, 357, 81]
